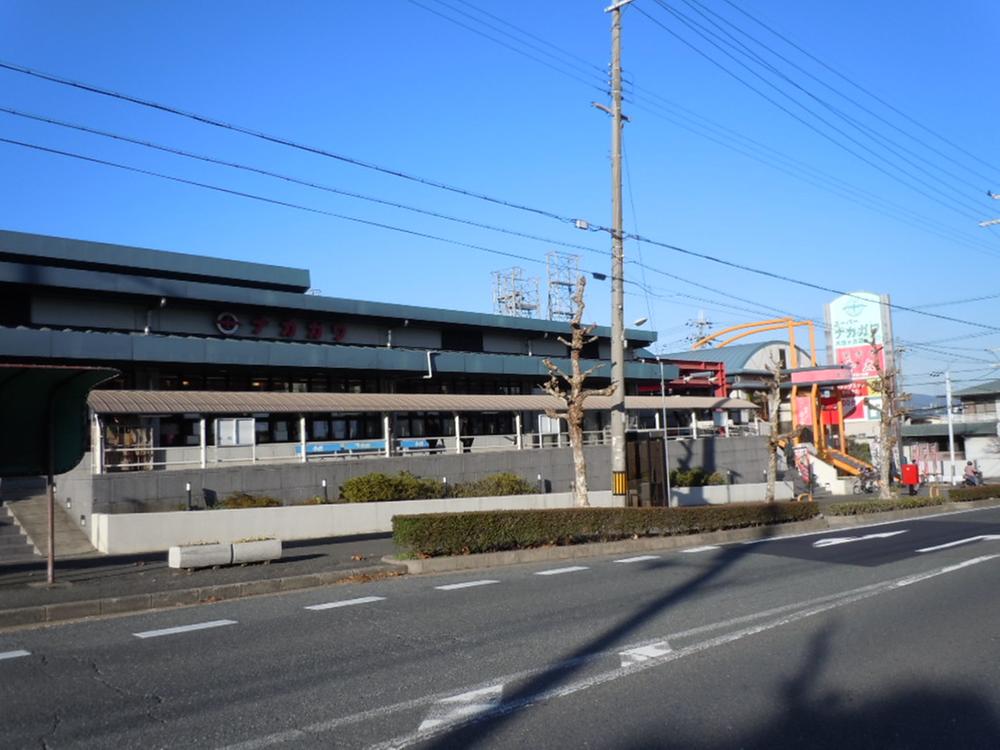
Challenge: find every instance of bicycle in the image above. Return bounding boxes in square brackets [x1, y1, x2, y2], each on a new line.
[852, 469, 881, 495]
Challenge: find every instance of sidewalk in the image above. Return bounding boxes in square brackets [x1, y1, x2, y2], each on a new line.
[0, 533, 403, 629]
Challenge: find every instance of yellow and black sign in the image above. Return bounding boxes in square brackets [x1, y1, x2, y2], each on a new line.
[612, 471, 628, 495]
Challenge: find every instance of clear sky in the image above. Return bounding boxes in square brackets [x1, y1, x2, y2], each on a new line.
[2, 1, 999, 395]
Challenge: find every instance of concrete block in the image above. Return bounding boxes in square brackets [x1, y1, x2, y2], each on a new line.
[150, 588, 203, 609]
[231, 539, 281, 565]
[168, 543, 232, 569]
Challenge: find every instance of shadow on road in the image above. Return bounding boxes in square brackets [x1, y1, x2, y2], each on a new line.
[426, 509, 796, 749]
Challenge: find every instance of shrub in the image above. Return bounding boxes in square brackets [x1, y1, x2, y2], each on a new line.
[826, 497, 945, 515]
[339, 471, 446, 503]
[393, 502, 821, 557]
[670, 468, 726, 487]
[219, 492, 282, 509]
[946, 484, 1000, 502]
[452, 472, 536, 498]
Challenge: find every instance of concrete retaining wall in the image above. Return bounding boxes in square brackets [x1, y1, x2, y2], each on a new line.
[673, 481, 794, 505]
[90, 490, 622, 554]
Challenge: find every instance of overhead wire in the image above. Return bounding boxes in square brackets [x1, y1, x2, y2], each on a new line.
[641, 1, 999, 231]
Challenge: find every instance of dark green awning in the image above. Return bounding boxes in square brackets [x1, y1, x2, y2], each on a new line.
[0, 365, 117, 477]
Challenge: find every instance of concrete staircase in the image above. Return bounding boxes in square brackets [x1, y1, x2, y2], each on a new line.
[0, 477, 97, 561]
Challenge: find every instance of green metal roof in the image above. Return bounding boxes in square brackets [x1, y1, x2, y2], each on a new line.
[954, 379, 1000, 399]
[661, 340, 810, 374]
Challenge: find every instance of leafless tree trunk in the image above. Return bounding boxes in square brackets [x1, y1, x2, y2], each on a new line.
[761, 357, 801, 502]
[542, 276, 615, 507]
[867, 331, 908, 500]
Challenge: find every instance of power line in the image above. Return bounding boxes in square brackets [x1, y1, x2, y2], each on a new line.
[0, 59, 598, 231]
[718, 0, 1000, 178]
[678, 0, 995, 194]
[641, 2, 997, 229]
[0, 106, 606, 258]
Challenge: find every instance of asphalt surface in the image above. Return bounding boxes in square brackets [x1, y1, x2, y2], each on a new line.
[0, 534, 400, 610]
[2, 504, 999, 748]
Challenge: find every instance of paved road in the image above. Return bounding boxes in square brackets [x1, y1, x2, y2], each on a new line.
[3, 506, 1000, 749]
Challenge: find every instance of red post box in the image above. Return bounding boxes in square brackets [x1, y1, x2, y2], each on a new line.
[901, 463, 919, 486]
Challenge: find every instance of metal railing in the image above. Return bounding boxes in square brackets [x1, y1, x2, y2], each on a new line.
[100, 424, 757, 473]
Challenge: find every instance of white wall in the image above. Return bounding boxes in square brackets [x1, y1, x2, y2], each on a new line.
[673, 481, 794, 505]
[90, 491, 622, 554]
[964, 437, 1000, 479]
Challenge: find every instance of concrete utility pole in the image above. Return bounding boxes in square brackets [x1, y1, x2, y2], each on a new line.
[944, 370, 957, 484]
[607, 0, 632, 497]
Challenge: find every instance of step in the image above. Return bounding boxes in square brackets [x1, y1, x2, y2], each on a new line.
[3, 496, 96, 559]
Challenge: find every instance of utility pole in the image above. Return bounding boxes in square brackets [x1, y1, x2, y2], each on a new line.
[944, 370, 956, 484]
[607, 0, 632, 497]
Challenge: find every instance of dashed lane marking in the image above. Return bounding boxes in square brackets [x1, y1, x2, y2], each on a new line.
[418, 684, 504, 731]
[613, 555, 661, 563]
[681, 545, 720, 553]
[812, 530, 908, 548]
[535, 566, 589, 576]
[0, 649, 30, 661]
[133, 619, 237, 639]
[918, 535, 1000, 553]
[435, 580, 500, 591]
[620, 641, 672, 668]
[305, 596, 386, 611]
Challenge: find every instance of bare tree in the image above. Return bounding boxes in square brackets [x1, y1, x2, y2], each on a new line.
[542, 276, 615, 507]
[866, 331, 908, 500]
[759, 356, 802, 502]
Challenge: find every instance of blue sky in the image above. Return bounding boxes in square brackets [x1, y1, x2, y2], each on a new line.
[2, 1, 999, 394]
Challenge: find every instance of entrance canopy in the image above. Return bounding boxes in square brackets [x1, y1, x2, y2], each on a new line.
[87, 390, 757, 416]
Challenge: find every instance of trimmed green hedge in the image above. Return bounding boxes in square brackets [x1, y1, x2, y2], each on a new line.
[826, 497, 945, 516]
[669, 468, 726, 487]
[339, 472, 447, 502]
[947, 484, 1000, 502]
[393, 502, 821, 557]
[450, 472, 536, 498]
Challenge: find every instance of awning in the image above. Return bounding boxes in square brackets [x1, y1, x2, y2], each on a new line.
[88, 390, 758, 416]
[1, 365, 118, 477]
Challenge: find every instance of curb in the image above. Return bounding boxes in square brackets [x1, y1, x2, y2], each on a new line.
[387, 498, 1000, 575]
[0, 563, 406, 631]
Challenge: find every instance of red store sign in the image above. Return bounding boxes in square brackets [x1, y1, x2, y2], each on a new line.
[216, 312, 346, 342]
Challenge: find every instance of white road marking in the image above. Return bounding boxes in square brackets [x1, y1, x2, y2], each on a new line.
[0, 649, 30, 661]
[681, 545, 720, 553]
[219, 554, 1000, 750]
[417, 684, 504, 731]
[535, 566, 589, 576]
[435, 580, 499, 591]
[812, 530, 908, 548]
[620, 641, 672, 667]
[613, 555, 660, 563]
[743, 504, 999, 545]
[918, 534, 1000, 553]
[133, 619, 236, 639]
[305, 596, 386, 611]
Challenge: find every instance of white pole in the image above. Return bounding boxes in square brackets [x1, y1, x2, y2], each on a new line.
[659, 358, 672, 507]
[93, 414, 104, 474]
[691, 411, 698, 440]
[515, 413, 523, 450]
[383, 414, 392, 457]
[199, 417, 206, 469]
[455, 414, 462, 454]
[945, 370, 956, 484]
[300, 415, 307, 463]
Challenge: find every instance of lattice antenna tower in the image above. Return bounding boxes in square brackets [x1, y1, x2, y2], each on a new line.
[686, 309, 714, 343]
[492, 267, 540, 318]
[546, 251, 580, 321]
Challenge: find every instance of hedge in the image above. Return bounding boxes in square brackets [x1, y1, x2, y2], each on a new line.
[392, 502, 821, 557]
[219, 492, 282, 509]
[339, 471, 535, 502]
[826, 497, 946, 516]
[947, 484, 1000, 502]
